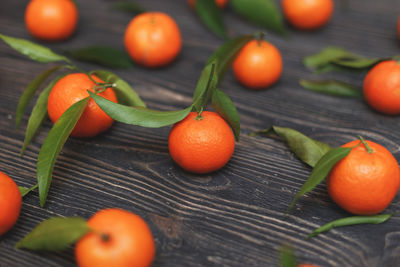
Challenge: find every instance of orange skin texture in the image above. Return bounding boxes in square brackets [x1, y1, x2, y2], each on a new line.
[233, 40, 283, 89]
[188, 0, 228, 9]
[327, 140, 400, 215]
[47, 73, 117, 138]
[25, 0, 78, 41]
[0, 172, 22, 235]
[124, 12, 182, 68]
[281, 0, 334, 30]
[75, 209, 155, 267]
[363, 60, 400, 115]
[168, 111, 235, 174]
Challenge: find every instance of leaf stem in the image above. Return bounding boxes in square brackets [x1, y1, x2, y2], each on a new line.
[358, 136, 373, 153]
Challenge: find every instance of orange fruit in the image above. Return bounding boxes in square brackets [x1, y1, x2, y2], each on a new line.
[363, 60, 400, 115]
[124, 12, 182, 68]
[25, 0, 78, 41]
[232, 39, 283, 89]
[327, 139, 400, 215]
[188, 0, 228, 9]
[281, 0, 334, 30]
[75, 208, 155, 267]
[168, 111, 235, 173]
[47, 73, 117, 138]
[0, 171, 22, 235]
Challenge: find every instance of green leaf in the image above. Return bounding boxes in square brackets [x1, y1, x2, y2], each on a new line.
[332, 57, 381, 69]
[250, 126, 331, 167]
[0, 34, 70, 63]
[65, 46, 133, 69]
[90, 91, 193, 127]
[303, 46, 354, 70]
[287, 147, 352, 213]
[299, 79, 362, 98]
[193, 62, 218, 111]
[20, 75, 67, 156]
[230, 0, 286, 35]
[16, 65, 66, 129]
[15, 217, 89, 251]
[91, 70, 146, 107]
[194, 0, 228, 39]
[212, 89, 240, 141]
[206, 35, 253, 80]
[111, 1, 146, 14]
[18, 184, 38, 198]
[279, 245, 297, 267]
[37, 97, 90, 207]
[308, 213, 395, 238]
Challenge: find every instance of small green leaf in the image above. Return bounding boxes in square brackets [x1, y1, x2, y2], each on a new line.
[230, 0, 286, 35]
[308, 213, 395, 238]
[111, 1, 146, 14]
[18, 184, 38, 198]
[90, 91, 192, 127]
[193, 62, 218, 111]
[287, 147, 352, 213]
[279, 245, 297, 267]
[21, 75, 67, 155]
[37, 97, 90, 207]
[299, 79, 362, 98]
[332, 57, 381, 69]
[91, 70, 146, 107]
[303, 46, 354, 70]
[194, 0, 228, 39]
[16, 65, 66, 129]
[65, 46, 133, 69]
[212, 89, 240, 141]
[251, 126, 331, 167]
[206, 35, 253, 80]
[15, 217, 89, 251]
[0, 34, 70, 63]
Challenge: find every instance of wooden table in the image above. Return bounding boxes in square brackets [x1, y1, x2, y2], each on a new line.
[1, 0, 400, 266]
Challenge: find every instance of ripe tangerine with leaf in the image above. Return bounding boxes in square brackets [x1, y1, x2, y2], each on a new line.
[363, 60, 400, 115]
[47, 73, 117, 138]
[25, 0, 78, 41]
[168, 111, 235, 174]
[327, 139, 400, 215]
[124, 12, 182, 67]
[233, 39, 283, 89]
[281, 0, 334, 30]
[75, 208, 155, 267]
[188, 0, 228, 9]
[0, 171, 22, 235]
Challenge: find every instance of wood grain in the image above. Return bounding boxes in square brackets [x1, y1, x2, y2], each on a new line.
[1, 0, 400, 266]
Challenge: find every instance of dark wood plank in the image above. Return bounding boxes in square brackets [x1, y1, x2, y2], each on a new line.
[1, 0, 400, 266]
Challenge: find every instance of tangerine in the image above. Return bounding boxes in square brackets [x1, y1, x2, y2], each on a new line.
[124, 12, 182, 68]
[281, 0, 334, 30]
[25, 0, 78, 41]
[233, 39, 283, 89]
[75, 208, 155, 267]
[47, 73, 117, 138]
[188, 0, 228, 9]
[363, 60, 400, 115]
[168, 111, 235, 174]
[0, 171, 22, 235]
[327, 139, 400, 215]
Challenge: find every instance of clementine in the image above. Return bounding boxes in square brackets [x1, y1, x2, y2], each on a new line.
[363, 60, 400, 115]
[281, 0, 334, 30]
[75, 208, 155, 267]
[188, 0, 228, 9]
[232, 39, 283, 89]
[168, 111, 235, 173]
[327, 139, 400, 215]
[0, 171, 22, 235]
[25, 0, 78, 41]
[124, 12, 182, 67]
[47, 73, 117, 138]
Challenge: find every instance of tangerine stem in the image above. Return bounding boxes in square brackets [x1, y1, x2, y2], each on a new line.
[91, 228, 110, 242]
[358, 135, 373, 153]
[255, 32, 265, 46]
[196, 107, 204, 120]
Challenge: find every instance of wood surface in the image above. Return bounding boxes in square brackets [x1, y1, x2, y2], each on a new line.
[1, 0, 400, 266]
